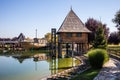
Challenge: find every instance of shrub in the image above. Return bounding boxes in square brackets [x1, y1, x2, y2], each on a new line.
[87, 49, 109, 69]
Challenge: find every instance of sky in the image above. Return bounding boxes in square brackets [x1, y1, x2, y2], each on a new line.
[0, 0, 120, 38]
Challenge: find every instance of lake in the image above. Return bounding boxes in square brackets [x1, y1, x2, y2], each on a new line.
[0, 54, 80, 80]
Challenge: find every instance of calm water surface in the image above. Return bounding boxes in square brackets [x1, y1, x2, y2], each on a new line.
[0, 54, 80, 80]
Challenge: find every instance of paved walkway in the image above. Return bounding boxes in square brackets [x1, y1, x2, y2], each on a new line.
[94, 58, 120, 80]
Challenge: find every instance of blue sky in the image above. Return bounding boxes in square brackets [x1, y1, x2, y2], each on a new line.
[0, 0, 120, 38]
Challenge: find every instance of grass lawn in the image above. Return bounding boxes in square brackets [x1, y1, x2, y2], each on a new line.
[108, 44, 120, 58]
[0, 50, 50, 58]
[108, 44, 120, 50]
[70, 68, 100, 80]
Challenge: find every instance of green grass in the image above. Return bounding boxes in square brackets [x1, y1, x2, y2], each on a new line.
[70, 68, 100, 80]
[0, 49, 49, 54]
[59, 45, 118, 80]
[0, 50, 50, 58]
[108, 44, 120, 50]
[108, 44, 120, 57]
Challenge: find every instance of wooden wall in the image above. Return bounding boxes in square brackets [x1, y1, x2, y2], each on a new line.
[58, 32, 88, 43]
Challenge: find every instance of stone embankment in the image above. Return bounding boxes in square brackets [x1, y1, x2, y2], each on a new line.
[94, 58, 120, 80]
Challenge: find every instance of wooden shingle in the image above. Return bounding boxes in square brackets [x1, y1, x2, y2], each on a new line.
[57, 9, 91, 33]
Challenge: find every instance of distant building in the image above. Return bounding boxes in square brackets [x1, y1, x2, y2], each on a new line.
[0, 33, 25, 44]
[17, 33, 25, 42]
[0, 33, 25, 51]
[24, 38, 33, 43]
[24, 37, 47, 47]
[38, 38, 47, 46]
[34, 38, 38, 43]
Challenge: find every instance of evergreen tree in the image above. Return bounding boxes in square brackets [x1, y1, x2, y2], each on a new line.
[93, 24, 107, 49]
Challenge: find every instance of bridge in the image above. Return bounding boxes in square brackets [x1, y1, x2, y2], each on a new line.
[0, 41, 18, 44]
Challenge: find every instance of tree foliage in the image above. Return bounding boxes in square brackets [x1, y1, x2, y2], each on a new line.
[108, 32, 120, 44]
[112, 10, 120, 33]
[45, 33, 51, 43]
[85, 18, 109, 44]
[93, 25, 107, 49]
[44, 32, 58, 43]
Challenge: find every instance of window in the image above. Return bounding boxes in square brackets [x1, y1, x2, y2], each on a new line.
[66, 33, 72, 37]
[76, 33, 82, 37]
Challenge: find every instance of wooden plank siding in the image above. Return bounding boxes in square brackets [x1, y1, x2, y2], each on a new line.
[58, 33, 88, 43]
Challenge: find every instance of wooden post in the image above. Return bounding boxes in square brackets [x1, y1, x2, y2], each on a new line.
[79, 43, 82, 54]
[88, 43, 89, 50]
[51, 28, 56, 58]
[58, 42, 62, 58]
[66, 43, 69, 57]
[77, 43, 80, 54]
[72, 42, 74, 56]
[81, 43, 83, 53]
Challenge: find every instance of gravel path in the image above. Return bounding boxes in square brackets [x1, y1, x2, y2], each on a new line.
[94, 58, 120, 80]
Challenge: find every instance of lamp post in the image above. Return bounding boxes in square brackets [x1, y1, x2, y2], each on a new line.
[32, 29, 38, 52]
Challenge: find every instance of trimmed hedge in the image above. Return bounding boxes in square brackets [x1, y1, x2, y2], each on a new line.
[87, 49, 109, 69]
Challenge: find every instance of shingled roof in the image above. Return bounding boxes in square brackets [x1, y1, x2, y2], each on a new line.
[57, 9, 91, 33]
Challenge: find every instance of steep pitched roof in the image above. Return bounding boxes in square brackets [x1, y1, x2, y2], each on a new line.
[17, 33, 25, 42]
[57, 9, 91, 33]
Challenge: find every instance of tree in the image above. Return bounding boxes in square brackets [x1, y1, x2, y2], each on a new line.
[85, 18, 109, 44]
[108, 32, 120, 44]
[93, 24, 107, 49]
[112, 10, 120, 34]
[45, 33, 51, 43]
[44, 32, 58, 43]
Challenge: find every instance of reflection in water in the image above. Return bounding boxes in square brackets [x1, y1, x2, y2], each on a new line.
[29, 53, 80, 75]
[12, 55, 30, 63]
[35, 62, 37, 71]
[18, 58, 24, 63]
[33, 54, 47, 61]
[49, 57, 80, 75]
[50, 59, 57, 75]
[0, 55, 51, 80]
[0, 53, 80, 80]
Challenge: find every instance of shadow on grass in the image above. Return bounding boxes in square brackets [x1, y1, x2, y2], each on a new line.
[70, 68, 100, 80]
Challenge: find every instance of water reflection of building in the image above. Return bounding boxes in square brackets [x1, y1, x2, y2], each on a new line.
[33, 54, 48, 71]
[33, 54, 47, 61]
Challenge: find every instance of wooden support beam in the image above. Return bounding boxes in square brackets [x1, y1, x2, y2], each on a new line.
[58, 42, 62, 58]
[51, 28, 56, 58]
[66, 43, 69, 57]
